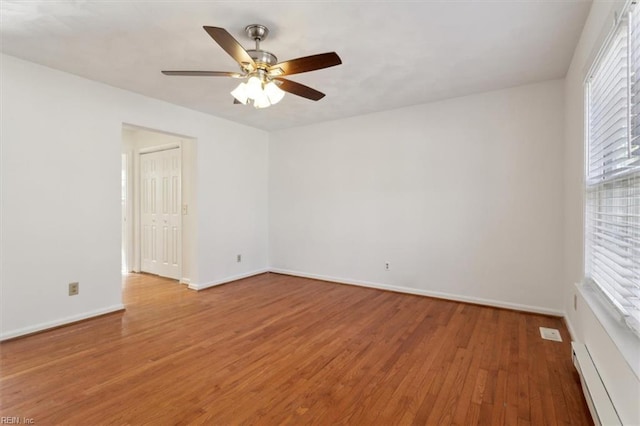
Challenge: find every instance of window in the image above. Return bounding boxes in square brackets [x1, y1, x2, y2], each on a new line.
[585, 1, 640, 336]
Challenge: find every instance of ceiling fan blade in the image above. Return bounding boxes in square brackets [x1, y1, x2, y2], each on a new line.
[162, 71, 244, 78]
[269, 52, 342, 76]
[275, 78, 325, 101]
[203, 26, 256, 69]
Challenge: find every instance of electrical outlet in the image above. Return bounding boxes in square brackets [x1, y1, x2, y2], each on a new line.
[68, 282, 79, 296]
[237, 254, 242, 263]
[385, 261, 390, 271]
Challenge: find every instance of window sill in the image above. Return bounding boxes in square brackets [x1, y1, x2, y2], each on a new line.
[576, 283, 640, 380]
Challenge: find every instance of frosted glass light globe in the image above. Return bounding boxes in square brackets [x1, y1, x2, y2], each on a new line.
[264, 81, 285, 105]
[230, 82, 249, 104]
[246, 76, 263, 100]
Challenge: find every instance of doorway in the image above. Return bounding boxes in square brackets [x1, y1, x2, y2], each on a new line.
[121, 125, 195, 283]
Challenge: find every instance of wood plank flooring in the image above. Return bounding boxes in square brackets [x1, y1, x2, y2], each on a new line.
[0, 273, 592, 425]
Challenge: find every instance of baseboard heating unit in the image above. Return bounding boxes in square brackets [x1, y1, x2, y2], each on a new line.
[571, 342, 621, 426]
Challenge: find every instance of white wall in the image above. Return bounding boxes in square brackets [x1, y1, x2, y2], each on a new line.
[269, 80, 565, 314]
[0, 54, 269, 339]
[563, 1, 640, 424]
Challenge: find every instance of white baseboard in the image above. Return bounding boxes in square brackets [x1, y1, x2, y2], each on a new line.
[0, 304, 125, 341]
[188, 268, 269, 291]
[564, 313, 578, 342]
[269, 268, 564, 316]
[180, 278, 191, 285]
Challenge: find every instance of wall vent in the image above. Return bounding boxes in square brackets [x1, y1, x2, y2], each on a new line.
[539, 327, 562, 341]
[571, 342, 621, 426]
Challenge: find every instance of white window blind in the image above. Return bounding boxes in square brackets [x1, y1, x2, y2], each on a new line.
[586, 3, 640, 335]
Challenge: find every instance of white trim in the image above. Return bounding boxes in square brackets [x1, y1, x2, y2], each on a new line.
[576, 282, 640, 379]
[180, 278, 191, 285]
[138, 143, 180, 154]
[122, 123, 196, 141]
[124, 149, 134, 273]
[269, 268, 564, 316]
[0, 304, 125, 341]
[584, 2, 632, 85]
[572, 341, 623, 426]
[565, 312, 579, 342]
[188, 269, 269, 291]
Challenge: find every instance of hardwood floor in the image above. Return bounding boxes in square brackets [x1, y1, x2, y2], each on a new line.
[0, 273, 592, 425]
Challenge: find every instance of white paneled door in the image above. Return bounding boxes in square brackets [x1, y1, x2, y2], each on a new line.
[140, 148, 181, 279]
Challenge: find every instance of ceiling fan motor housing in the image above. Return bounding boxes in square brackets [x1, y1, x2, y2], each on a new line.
[247, 49, 277, 68]
[244, 25, 277, 70]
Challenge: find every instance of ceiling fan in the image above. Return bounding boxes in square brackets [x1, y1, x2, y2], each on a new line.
[162, 24, 342, 108]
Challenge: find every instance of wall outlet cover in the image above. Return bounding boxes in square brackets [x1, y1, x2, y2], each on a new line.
[68, 282, 79, 296]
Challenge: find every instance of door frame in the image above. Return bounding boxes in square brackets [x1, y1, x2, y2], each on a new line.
[122, 152, 134, 273]
[122, 123, 196, 285]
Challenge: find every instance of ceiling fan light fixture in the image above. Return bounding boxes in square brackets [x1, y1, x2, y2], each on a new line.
[264, 81, 285, 105]
[253, 91, 271, 109]
[230, 82, 249, 104]
[232, 74, 285, 108]
[245, 75, 263, 100]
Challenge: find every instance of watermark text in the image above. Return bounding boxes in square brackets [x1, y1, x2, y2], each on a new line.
[1, 417, 35, 424]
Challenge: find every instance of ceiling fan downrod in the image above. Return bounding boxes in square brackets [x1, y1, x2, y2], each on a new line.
[244, 24, 277, 70]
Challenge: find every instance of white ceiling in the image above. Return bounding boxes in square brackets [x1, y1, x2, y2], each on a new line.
[0, 0, 591, 131]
